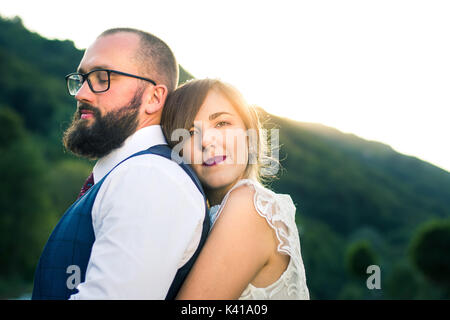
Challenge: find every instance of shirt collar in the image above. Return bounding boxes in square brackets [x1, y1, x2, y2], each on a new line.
[93, 125, 167, 183]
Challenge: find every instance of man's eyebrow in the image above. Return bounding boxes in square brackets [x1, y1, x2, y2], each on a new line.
[208, 112, 233, 121]
[77, 65, 113, 73]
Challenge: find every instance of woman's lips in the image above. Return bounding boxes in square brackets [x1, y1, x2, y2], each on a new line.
[203, 155, 227, 167]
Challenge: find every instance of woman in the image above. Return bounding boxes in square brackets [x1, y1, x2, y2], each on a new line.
[161, 79, 309, 299]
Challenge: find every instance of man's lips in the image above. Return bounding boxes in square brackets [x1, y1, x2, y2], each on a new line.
[203, 155, 227, 167]
[80, 109, 95, 119]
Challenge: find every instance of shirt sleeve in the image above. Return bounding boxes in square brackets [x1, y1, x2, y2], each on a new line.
[69, 159, 205, 299]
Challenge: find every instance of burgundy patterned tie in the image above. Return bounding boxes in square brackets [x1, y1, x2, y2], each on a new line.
[77, 172, 94, 199]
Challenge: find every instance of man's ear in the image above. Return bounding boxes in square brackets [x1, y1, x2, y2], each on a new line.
[142, 84, 168, 115]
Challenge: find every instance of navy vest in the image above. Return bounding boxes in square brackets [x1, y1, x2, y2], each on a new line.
[32, 144, 210, 300]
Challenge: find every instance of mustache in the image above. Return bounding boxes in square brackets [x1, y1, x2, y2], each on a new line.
[76, 103, 101, 118]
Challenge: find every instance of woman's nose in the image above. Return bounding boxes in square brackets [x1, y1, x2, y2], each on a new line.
[201, 127, 222, 150]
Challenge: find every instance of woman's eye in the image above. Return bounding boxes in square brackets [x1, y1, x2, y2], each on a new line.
[189, 130, 198, 136]
[216, 121, 230, 128]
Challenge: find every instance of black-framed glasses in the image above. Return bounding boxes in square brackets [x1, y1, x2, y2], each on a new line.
[65, 69, 157, 96]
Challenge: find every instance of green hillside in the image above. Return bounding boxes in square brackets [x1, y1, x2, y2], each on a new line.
[264, 113, 450, 298]
[1, 15, 449, 299]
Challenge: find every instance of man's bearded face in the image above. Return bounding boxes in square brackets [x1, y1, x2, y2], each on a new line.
[63, 86, 144, 159]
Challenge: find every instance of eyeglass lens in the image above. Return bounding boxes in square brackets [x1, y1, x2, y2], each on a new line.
[67, 70, 109, 95]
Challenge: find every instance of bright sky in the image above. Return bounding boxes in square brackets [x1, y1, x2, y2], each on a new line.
[2, 0, 449, 172]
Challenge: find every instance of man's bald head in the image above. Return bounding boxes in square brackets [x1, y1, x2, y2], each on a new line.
[99, 28, 179, 93]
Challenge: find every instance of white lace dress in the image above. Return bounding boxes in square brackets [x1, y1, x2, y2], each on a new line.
[208, 179, 310, 300]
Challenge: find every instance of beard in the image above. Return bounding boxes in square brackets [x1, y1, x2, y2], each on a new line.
[63, 87, 144, 160]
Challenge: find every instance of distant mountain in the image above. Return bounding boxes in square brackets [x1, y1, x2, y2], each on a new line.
[1, 14, 449, 299]
[269, 114, 450, 234]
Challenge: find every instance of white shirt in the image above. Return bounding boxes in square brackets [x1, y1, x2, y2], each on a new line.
[70, 125, 205, 299]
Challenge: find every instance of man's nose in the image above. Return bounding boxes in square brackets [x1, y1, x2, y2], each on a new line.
[75, 80, 95, 103]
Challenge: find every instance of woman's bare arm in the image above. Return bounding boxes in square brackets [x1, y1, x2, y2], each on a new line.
[176, 185, 274, 299]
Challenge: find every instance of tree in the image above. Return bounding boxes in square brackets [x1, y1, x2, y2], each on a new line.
[409, 219, 450, 297]
[346, 240, 378, 279]
[0, 107, 56, 283]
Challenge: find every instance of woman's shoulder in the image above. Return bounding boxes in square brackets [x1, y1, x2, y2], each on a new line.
[210, 180, 257, 223]
[229, 179, 297, 220]
[218, 180, 264, 226]
[211, 179, 297, 230]
[226, 179, 258, 200]
[209, 180, 273, 234]
[225, 178, 276, 204]
[227, 179, 301, 257]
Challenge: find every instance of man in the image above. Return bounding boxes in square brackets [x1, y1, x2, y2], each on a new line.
[32, 28, 210, 299]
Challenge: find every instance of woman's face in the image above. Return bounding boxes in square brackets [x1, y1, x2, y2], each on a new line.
[183, 89, 249, 192]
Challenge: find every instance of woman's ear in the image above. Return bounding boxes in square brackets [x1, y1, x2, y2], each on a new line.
[142, 84, 168, 115]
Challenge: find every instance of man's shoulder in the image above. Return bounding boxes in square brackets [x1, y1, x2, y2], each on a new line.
[92, 153, 205, 223]
[120, 152, 188, 178]
[108, 153, 195, 184]
[101, 153, 204, 206]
